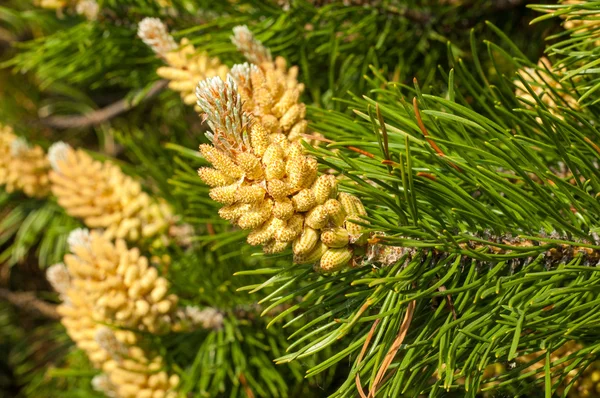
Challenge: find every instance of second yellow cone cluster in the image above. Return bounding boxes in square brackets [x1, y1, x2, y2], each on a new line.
[48, 142, 176, 246]
[196, 76, 368, 272]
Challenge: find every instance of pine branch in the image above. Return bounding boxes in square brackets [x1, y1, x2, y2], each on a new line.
[41, 80, 168, 129]
[0, 288, 60, 320]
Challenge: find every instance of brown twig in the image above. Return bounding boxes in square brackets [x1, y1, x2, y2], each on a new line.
[413, 96, 462, 172]
[584, 137, 600, 157]
[206, 223, 215, 236]
[416, 171, 437, 181]
[355, 318, 381, 398]
[239, 372, 255, 398]
[42, 80, 168, 129]
[368, 300, 416, 398]
[0, 288, 59, 320]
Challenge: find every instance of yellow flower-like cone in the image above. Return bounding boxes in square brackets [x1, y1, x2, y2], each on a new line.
[514, 57, 579, 115]
[48, 142, 175, 246]
[0, 125, 51, 198]
[95, 327, 180, 398]
[159, 38, 230, 112]
[138, 17, 229, 112]
[48, 229, 181, 398]
[47, 229, 222, 397]
[61, 229, 179, 333]
[230, 26, 308, 142]
[196, 75, 369, 273]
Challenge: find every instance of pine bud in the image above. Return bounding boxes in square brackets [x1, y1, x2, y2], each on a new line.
[48, 143, 175, 246]
[267, 179, 290, 200]
[319, 247, 353, 273]
[274, 214, 304, 242]
[95, 327, 128, 360]
[235, 185, 266, 204]
[91, 374, 118, 398]
[254, 86, 275, 112]
[236, 152, 264, 180]
[231, 25, 273, 65]
[75, 0, 99, 21]
[172, 306, 223, 332]
[138, 18, 177, 56]
[194, 68, 370, 263]
[237, 199, 272, 229]
[312, 175, 334, 205]
[249, 123, 270, 156]
[292, 227, 319, 255]
[292, 189, 316, 212]
[272, 88, 301, 118]
[293, 242, 327, 264]
[247, 218, 276, 245]
[263, 240, 289, 254]
[218, 203, 250, 222]
[287, 156, 308, 189]
[265, 158, 286, 180]
[261, 114, 280, 133]
[142, 23, 229, 112]
[273, 198, 295, 220]
[60, 229, 178, 334]
[280, 103, 305, 132]
[268, 217, 287, 235]
[288, 120, 308, 141]
[228, 28, 308, 143]
[303, 157, 319, 188]
[262, 143, 284, 165]
[514, 57, 579, 115]
[197, 167, 235, 187]
[199, 144, 244, 178]
[209, 185, 238, 205]
[158, 67, 191, 82]
[338, 192, 368, 244]
[324, 198, 345, 226]
[338, 192, 359, 215]
[286, 141, 304, 160]
[321, 228, 350, 248]
[46, 263, 70, 296]
[305, 205, 329, 229]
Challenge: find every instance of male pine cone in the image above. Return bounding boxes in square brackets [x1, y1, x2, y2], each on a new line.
[48, 142, 175, 246]
[0, 124, 51, 198]
[47, 230, 181, 398]
[231, 26, 308, 142]
[57, 229, 179, 334]
[196, 76, 368, 272]
[138, 17, 229, 111]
